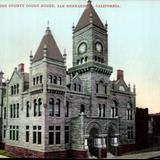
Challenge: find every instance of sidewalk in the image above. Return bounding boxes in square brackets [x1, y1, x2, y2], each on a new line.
[0, 155, 8, 158]
[109, 150, 160, 159]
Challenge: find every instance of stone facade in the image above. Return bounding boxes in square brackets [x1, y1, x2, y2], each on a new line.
[0, 1, 136, 158]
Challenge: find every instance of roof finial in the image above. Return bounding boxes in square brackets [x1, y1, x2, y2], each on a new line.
[46, 20, 51, 35]
[72, 22, 75, 32]
[30, 50, 33, 63]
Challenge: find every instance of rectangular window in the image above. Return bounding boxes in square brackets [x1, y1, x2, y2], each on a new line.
[26, 126, 29, 142]
[96, 84, 99, 93]
[56, 126, 61, 144]
[17, 103, 19, 118]
[33, 126, 41, 144]
[10, 105, 12, 118]
[13, 104, 16, 118]
[65, 102, 69, 117]
[10, 126, 12, 140]
[13, 126, 15, 140]
[38, 132, 41, 144]
[38, 126, 42, 144]
[3, 125, 6, 138]
[16, 126, 19, 141]
[65, 126, 69, 144]
[103, 104, 105, 117]
[49, 126, 54, 145]
[127, 110, 133, 120]
[33, 126, 36, 144]
[26, 101, 29, 117]
[127, 126, 134, 139]
[4, 107, 6, 119]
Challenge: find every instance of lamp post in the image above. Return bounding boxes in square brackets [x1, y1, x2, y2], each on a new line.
[111, 137, 119, 156]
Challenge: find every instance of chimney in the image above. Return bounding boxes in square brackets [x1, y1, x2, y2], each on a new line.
[18, 63, 24, 73]
[117, 69, 124, 80]
[0, 71, 4, 86]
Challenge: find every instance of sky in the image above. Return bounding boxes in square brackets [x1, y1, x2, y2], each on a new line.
[0, 0, 160, 113]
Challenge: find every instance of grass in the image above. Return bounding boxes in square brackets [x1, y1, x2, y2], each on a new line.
[0, 149, 15, 157]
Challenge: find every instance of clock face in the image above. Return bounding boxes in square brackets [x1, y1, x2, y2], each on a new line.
[78, 43, 87, 54]
[96, 42, 103, 52]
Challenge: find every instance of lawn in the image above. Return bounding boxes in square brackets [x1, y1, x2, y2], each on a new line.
[0, 149, 14, 157]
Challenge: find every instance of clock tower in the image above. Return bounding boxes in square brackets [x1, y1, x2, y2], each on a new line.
[68, 0, 113, 95]
[72, 0, 109, 67]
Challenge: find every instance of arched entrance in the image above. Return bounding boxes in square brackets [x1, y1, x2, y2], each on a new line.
[87, 127, 99, 157]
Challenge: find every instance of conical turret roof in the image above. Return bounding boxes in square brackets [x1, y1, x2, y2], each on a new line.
[33, 27, 63, 63]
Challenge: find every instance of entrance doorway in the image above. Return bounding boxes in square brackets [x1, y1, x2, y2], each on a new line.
[87, 127, 99, 157]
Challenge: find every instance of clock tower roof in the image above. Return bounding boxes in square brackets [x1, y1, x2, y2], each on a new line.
[74, 0, 106, 32]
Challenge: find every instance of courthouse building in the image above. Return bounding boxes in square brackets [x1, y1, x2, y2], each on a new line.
[0, 0, 136, 158]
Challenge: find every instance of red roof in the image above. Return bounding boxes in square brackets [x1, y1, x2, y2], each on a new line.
[32, 27, 63, 63]
[74, 1, 106, 32]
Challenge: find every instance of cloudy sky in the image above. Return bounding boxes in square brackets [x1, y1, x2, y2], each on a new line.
[0, 0, 160, 113]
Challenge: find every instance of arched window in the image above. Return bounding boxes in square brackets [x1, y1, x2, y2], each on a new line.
[33, 78, 36, 85]
[104, 85, 107, 94]
[33, 99, 37, 116]
[38, 98, 42, 116]
[127, 103, 132, 120]
[81, 58, 84, 64]
[101, 58, 104, 63]
[48, 75, 52, 84]
[36, 77, 39, 84]
[94, 56, 97, 61]
[96, 84, 99, 93]
[14, 85, 16, 95]
[111, 101, 118, 118]
[17, 84, 19, 94]
[59, 77, 62, 85]
[80, 104, 85, 113]
[65, 101, 69, 117]
[77, 59, 80, 65]
[85, 56, 88, 62]
[49, 98, 54, 117]
[11, 86, 13, 95]
[74, 83, 77, 91]
[55, 99, 60, 117]
[40, 75, 43, 84]
[79, 84, 81, 92]
[98, 57, 101, 62]
[53, 76, 57, 84]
